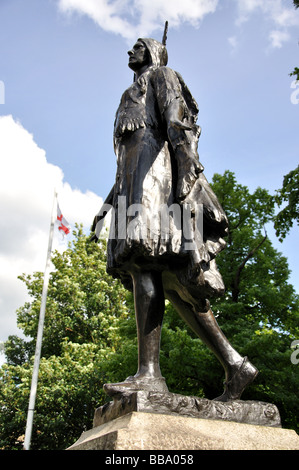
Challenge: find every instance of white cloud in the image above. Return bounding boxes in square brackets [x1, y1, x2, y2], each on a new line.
[59, 0, 133, 37]
[228, 35, 238, 53]
[233, 0, 299, 48]
[269, 29, 290, 48]
[57, 0, 299, 51]
[0, 115, 102, 346]
[58, 0, 219, 40]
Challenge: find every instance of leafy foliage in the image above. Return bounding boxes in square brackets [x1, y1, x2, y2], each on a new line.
[210, 172, 299, 431]
[274, 165, 299, 242]
[0, 228, 136, 450]
[290, 67, 299, 81]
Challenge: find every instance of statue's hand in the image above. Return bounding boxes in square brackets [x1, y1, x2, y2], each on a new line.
[89, 233, 99, 243]
[168, 119, 192, 131]
[176, 160, 201, 201]
[166, 115, 201, 201]
[167, 120, 192, 147]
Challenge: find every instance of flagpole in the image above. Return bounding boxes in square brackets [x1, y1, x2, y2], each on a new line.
[23, 190, 58, 450]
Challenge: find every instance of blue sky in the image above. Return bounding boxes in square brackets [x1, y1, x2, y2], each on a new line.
[0, 0, 298, 350]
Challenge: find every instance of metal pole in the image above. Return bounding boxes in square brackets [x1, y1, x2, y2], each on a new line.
[23, 191, 58, 450]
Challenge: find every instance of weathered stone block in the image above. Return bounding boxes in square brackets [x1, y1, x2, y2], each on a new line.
[68, 412, 299, 451]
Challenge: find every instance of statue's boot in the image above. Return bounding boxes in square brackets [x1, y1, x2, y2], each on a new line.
[104, 375, 168, 397]
[213, 356, 258, 402]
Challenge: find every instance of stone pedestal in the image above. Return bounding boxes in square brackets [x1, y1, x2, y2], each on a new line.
[67, 391, 299, 450]
[68, 411, 299, 450]
[93, 391, 281, 428]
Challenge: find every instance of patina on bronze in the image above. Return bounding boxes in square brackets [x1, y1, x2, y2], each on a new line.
[92, 25, 258, 402]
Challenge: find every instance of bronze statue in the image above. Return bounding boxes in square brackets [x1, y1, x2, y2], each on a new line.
[92, 24, 258, 401]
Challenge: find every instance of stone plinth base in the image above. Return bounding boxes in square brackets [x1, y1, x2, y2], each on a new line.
[93, 391, 281, 428]
[68, 412, 299, 450]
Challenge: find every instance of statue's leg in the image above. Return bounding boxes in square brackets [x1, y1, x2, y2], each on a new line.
[131, 269, 165, 379]
[103, 270, 168, 396]
[164, 288, 258, 401]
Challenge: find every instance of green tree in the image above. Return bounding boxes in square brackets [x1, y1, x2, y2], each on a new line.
[210, 172, 299, 429]
[0, 227, 137, 450]
[161, 172, 299, 429]
[274, 165, 299, 242]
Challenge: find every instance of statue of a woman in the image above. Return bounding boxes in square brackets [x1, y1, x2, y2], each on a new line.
[93, 35, 258, 401]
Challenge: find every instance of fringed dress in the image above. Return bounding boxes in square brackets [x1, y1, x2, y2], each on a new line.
[107, 65, 228, 312]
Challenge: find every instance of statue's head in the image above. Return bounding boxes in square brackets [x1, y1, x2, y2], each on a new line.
[137, 38, 168, 68]
[128, 37, 168, 75]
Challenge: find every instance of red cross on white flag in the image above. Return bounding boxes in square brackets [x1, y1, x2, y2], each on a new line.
[57, 203, 70, 235]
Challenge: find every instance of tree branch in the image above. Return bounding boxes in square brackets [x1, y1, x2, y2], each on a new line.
[232, 231, 268, 302]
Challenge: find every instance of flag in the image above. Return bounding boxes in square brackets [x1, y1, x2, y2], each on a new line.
[57, 203, 70, 235]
